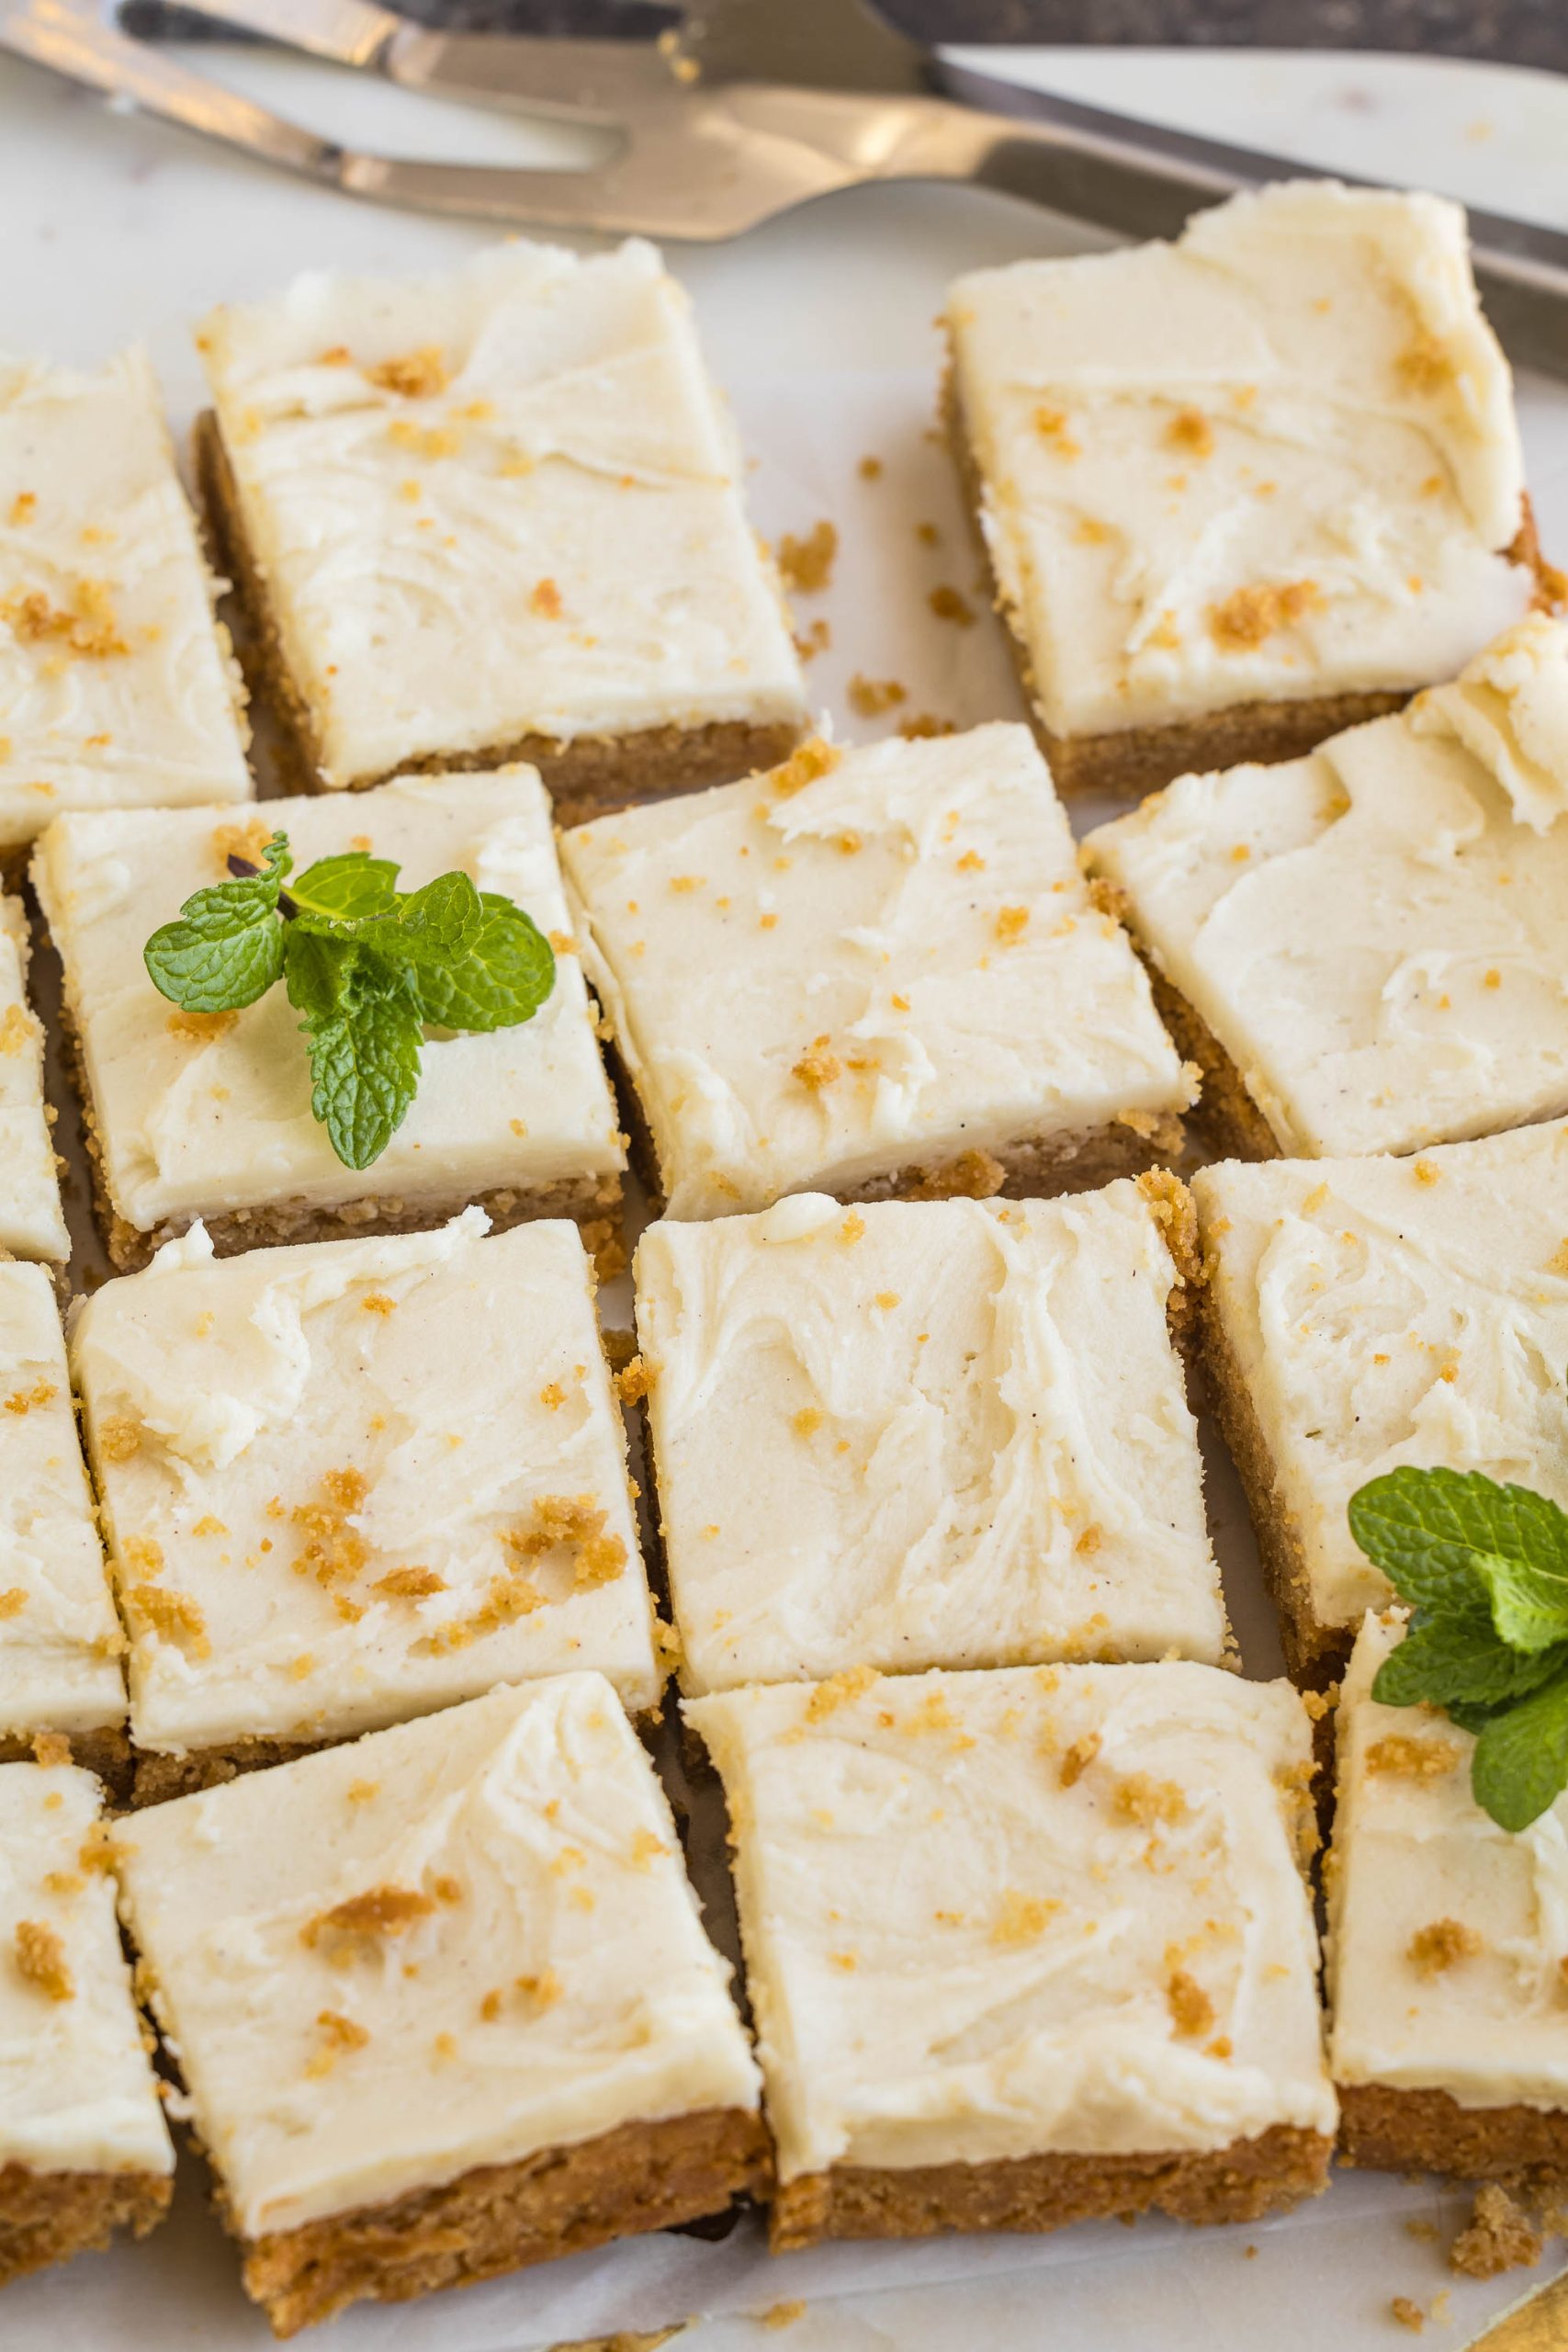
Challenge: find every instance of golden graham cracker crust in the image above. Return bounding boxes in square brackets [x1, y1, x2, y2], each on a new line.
[768, 2123, 1333, 2254]
[0, 2160, 171, 2290]
[194, 413, 802, 827]
[235, 2104, 771, 2337]
[942, 359, 1563, 803]
[1337, 2083, 1568, 2195]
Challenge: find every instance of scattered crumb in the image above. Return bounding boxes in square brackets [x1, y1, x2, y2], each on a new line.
[1114, 1774, 1189, 1826]
[928, 584, 976, 628]
[1406, 1917, 1483, 1978]
[792, 1035, 843, 1091]
[1208, 579, 1320, 651]
[14, 1918, 73, 2002]
[1450, 2185, 1543, 2278]
[30, 1731, 71, 1769]
[761, 2303, 807, 2331]
[897, 712, 957, 740]
[302, 1884, 435, 1950]
[1367, 1736, 1460, 1780]
[857, 457, 883, 481]
[1389, 2296, 1425, 2333]
[777, 520, 838, 594]
[803, 1666, 878, 1723]
[1166, 1967, 1215, 2039]
[1058, 1732, 1100, 1789]
[847, 672, 906, 718]
[1166, 408, 1214, 458]
[991, 1890, 1060, 1947]
[367, 345, 448, 399]
[768, 735, 840, 800]
[615, 1355, 651, 1405]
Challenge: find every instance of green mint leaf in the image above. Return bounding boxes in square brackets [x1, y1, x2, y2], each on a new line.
[1470, 1666, 1568, 1831]
[414, 894, 555, 1032]
[143, 829, 291, 1012]
[395, 870, 483, 957]
[301, 978, 423, 1170]
[1371, 1606, 1568, 1715]
[1349, 1467, 1568, 1649]
[290, 851, 400, 922]
[283, 925, 350, 1025]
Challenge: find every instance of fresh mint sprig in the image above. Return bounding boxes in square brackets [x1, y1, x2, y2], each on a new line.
[143, 831, 555, 1171]
[1349, 1466, 1568, 1831]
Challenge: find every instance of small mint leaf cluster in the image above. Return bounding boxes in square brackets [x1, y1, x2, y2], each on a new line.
[143, 831, 555, 1171]
[1349, 1466, 1568, 1832]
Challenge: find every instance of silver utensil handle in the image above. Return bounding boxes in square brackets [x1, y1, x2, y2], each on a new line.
[936, 61, 1568, 377]
[120, 0, 405, 69]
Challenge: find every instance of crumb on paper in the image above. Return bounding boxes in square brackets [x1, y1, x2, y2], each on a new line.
[760, 2303, 807, 2331]
[1389, 2297, 1425, 2333]
[928, 584, 976, 628]
[777, 520, 838, 594]
[898, 712, 957, 740]
[847, 673, 906, 718]
[1449, 2184, 1543, 2278]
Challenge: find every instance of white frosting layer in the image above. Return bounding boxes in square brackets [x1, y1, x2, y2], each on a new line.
[198, 238, 805, 789]
[636, 1184, 1223, 1692]
[0, 1761, 173, 2177]
[0, 893, 67, 1262]
[563, 724, 1191, 1219]
[947, 182, 1533, 741]
[1085, 617, 1568, 1159]
[0, 346, 251, 851]
[32, 768, 625, 1237]
[0, 1264, 125, 1738]
[113, 1674, 760, 2239]
[72, 1214, 658, 1752]
[689, 1663, 1334, 2182]
[1328, 1611, 1568, 2110]
[1196, 1125, 1568, 1637]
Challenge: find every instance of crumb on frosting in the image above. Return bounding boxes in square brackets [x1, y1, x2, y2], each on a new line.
[769, 735, 840, 800]
[1058, 1731, 1100, 1789]
[1367, 1735, 1460, 1780]
[97, 1416, 141, 1463]
[366, 345, 448, 399]
[1114, 1774, 1189, 1826]
[792, 1035, 843, 1091]
[302, 1883, 435, 1949]
[1407, 1917, 1483, 1979]
[14, 1919, 73, 2002]
[1207, 579, 1321, 652]
[1166, 1966, 1215, 2039]
[3, 1378, 54, 1416]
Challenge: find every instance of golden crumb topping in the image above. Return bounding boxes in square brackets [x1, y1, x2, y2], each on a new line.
[3, 580, 128, 660]
[1406, 1917, 1483, 1979]
[1165, 409, 1214, 458]
[615, 1354, 651, 1405]
[301, 1884, 435, 1950]
[1207, 580, 1321, 652]
[1366, 1735, 1460, 1780]
[802, 1665, 879, 1724]
[990, 1891, 1061, 1947]
[291, 1467, 371, 1589]
[0, 1003, 32, 1057]
[792, 1035, 843, 1091]
[768, 735, 841, 801]
[96, 1413, 141, 1463]
[14, 1918, 73, 2001]
[4, 1377, 55, 1416]
[373, 1566, 446, 1600]
[165, 1008, 238, 1045]
[366, 345, 448, 399]
[1114, 1773, 1189, 1826]
[126, 1584, 209, 1657]
[1057, 1731, 1100, 1789]
[1166, 1966, 1215, 2039]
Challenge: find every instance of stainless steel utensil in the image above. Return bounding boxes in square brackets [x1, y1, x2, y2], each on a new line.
[3, 0, 1566, 372]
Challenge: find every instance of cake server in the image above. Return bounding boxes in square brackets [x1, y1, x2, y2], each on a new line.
[3, 0, 1567, 373]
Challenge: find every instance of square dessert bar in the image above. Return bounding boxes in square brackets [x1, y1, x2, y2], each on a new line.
[113, 1673, 766, 2335]
[72, 1212, 660, 1799]
[636, 1176, 1224, 1693]
[0, 347, 251, 870]
[0, 1264, 127, 1783]
[1084, 616, 1568, 1163]
[1328, 1611, 1568, 2189]
[32, 766, 626, 1272]
[0, 894, 66, 1266]
[1193, 1125, 1568, 1687]
[689, 1662, 1335, 2251]
[0, 1760, 173, 2289]
[945, 181, 1558, 802]
[563, 723, 1195, 1220]
[194, 237, 806, 820]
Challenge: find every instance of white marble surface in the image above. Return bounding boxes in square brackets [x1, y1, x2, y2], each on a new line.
[2, 33, 1567, 2352]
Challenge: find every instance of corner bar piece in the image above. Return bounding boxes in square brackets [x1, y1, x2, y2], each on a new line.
[0, 1760, 173, 2289]
[0, 1264, 127, 1785]
[32, 768, 626, 1271]
[945, 181, 1558, 800]
[0, 346, 251, 874]
[563, 721, 1194, 1221]
[1193, 1124, 1568, 1687]
[1328, 1611, 1568, 2190]
[194, 237, 806, 820]
[1084, 615, 1568, 1163]
[688, 1661, 1334, 2252]
[0, 896, 66, 1266]
[72, 1214, 660, 1798]
[112, 1674, 766, 2335]
[636, 1177, 1224, 1693]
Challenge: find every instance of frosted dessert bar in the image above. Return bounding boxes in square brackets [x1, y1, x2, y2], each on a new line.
[689, 1662, 1335, 2251]
[0, 347, 251, 867]
[1084, 616, 1568, 1163]
[0, 1760, 172, 2288]
[32, 767, 626, 1271]
[1328, 1611, 1568, 2189]
[0, 1264, 126, 1783]
[112, 1674, 765, 2334]
[0, 895, 66, 1266]
[72, 1213, 660, 1799]
[194, 238, 806, 820]
[563, 723, 1195, 1220]
[945, 182, 1559, 800]
[636, 1177, 1224, 1693]
[1193, 1124, 1568, 1685]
